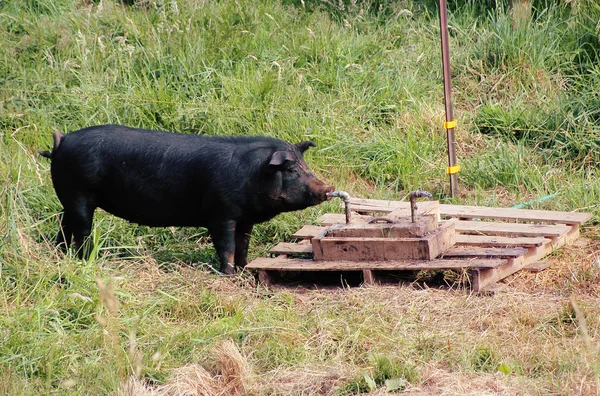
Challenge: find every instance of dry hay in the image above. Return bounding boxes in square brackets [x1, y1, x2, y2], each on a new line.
[403, 364, 599, 396]
[258, 366, 349, 396]
[208, 338, 253, 395]
[105, 258, 211, 297]
[119, 339, 253, 396]
[118, 338, 349, 396]
[107, 256, 259, 303]
[158, 338, 252, 396]
[157, 364, 220, 396]
[402, 366, 538, 396]
[117, 376, 159, 396]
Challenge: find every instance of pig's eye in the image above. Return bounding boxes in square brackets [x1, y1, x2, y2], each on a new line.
[284, 165, 297, 173]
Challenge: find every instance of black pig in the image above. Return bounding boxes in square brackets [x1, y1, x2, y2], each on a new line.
[40, 125, 334, 274]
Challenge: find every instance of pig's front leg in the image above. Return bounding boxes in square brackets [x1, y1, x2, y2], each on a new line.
[234, 223, 253, 269]
[209, 220, 236, 275]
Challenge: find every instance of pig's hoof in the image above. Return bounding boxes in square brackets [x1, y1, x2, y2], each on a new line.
[219, 263, 236, 277]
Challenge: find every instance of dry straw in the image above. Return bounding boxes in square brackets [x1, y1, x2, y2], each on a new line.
[119, 339, 253, 396]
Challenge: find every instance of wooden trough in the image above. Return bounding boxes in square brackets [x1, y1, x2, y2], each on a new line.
[247, 198, 592, 293]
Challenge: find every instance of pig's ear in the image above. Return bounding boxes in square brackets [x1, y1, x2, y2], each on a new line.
[295, 141, 317, 153]
[269, 150, 296, 167]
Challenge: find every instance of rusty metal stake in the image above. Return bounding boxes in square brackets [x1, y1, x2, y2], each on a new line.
[439, 0, 459, 198]
[409, 190, 432, 223]
[327, 191, 351, 224]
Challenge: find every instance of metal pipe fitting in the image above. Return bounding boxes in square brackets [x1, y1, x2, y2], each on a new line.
[327, 191, 351, 224]
[408, 190, 432, 223]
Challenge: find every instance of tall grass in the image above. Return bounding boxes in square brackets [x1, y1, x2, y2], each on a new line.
[2, 0, 600, 394]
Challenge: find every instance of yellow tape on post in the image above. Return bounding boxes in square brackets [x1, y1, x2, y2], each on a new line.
[446, 164, 460, 175]
[443, 119, 457, 129]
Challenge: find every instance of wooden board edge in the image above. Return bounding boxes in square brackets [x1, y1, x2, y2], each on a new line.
[247, 257, 508, 271]
[291, 225, 328, 239]
[269, 242, 313, 255]
[346, 198, 592, 225]
[523, 261, 551, 273]
[471, 256, 526, 293]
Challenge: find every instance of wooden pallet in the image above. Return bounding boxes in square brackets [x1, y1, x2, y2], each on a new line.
[247, 198, 592, 292]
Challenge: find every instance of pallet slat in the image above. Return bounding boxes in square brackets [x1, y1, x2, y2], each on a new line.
[319, 216, 570, 238]
[270, 242, 313, 255]
[454, 221, 569, 237]
[319, 213, 370, 225]
[523, 261, 551, 272]
[455, 234, 548, 247]
[441, 204, 591, 225]
[442, 247, 528, 258]
[472, 257, 524, 292]
[347, 198, 591, 225]
[292, 225, 327, 239]
[273, 240, 531, 258]
[344, 198, 441, 215]
[248, 257, 507, 271]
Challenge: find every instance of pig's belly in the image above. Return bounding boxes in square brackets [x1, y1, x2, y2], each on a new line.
[97, 193, 210, 227]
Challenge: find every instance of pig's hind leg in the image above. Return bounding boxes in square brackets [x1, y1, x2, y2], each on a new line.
[55, 210, 73, 252]
[64, 195, 97, 260]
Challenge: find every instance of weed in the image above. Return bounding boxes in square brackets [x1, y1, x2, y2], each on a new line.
[341, 354, 419, 394]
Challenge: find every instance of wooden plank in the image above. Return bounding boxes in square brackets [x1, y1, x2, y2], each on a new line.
[472, 256, 525, 293]
[326, 215, 438, 238]
[346, 198, 592, 225]
[270, 242, 313, 255]
[442, 247, 528, 258]
[471, 258, 512, 293]
[314, 237, 437, 261]
[387, 201, 440, 221]
[454, 221, 570, 237]
[456, 233, 556, 268]
[346, 198, 404, 213]
[291, 225, 327, 239]
[258, 270, 272, 287]
[558, 224, 581, 246]
[247, 257, 507, 271]
[347, 199, 440, 218]
[440, 204, 591, 225]
[319, 213, 373, 225]
[521, 224, 577, 266]
[523, 261, 551, 273]
[270, 238, 543, 261]
[322, 217, 576, 238]
[522, 241, 554, 266]
[313, 237, 386, 261]
[362, 270, 375, 285]
[455, 234, 547, 247]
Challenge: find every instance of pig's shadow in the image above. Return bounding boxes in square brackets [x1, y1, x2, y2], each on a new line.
[151, 247, 220, 273]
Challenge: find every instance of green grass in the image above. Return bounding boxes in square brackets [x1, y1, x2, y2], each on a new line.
[2, 0, 600, 394]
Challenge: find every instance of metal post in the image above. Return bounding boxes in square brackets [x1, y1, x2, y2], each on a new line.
[438, 0, 459, 198]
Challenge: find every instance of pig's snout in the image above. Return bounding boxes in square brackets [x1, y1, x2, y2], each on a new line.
[324, 185, 335, 200]
[313, 182, 335, 203]
[300, 172, 335, 205]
